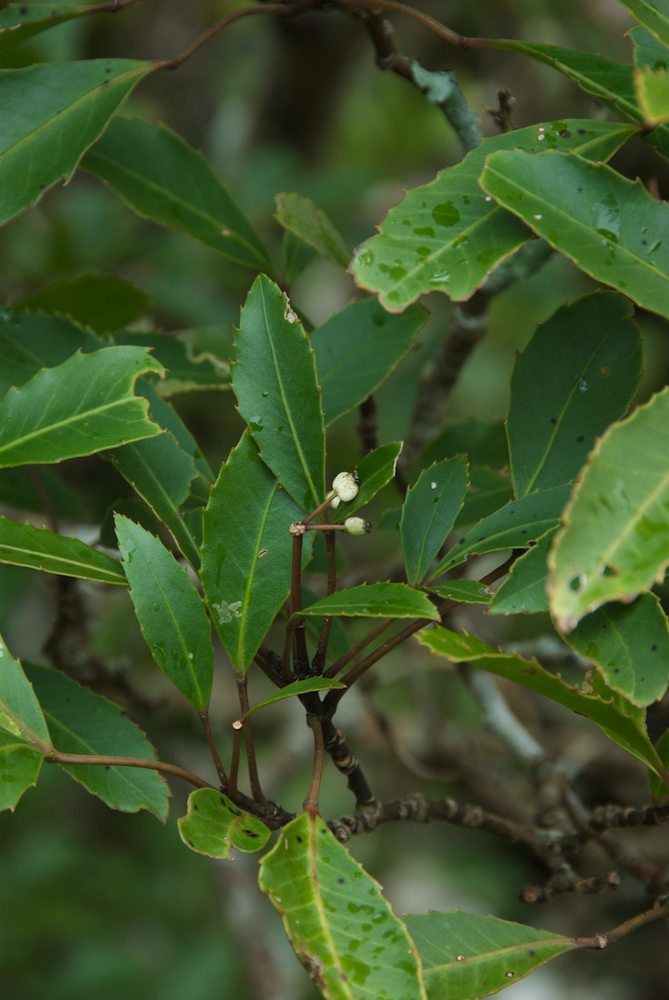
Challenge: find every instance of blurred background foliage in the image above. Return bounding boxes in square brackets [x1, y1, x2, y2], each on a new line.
[1, 1, 669, 997]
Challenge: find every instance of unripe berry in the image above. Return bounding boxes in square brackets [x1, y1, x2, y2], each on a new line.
[344, 516, 372, 536]
[332, 471, 359, 503]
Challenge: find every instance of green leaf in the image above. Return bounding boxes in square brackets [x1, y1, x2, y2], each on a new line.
[299, 582, 439, 620]
[27, 663, 169, 820]
[351, 120, 633, 311]
[179, 788, 270, 859]
[275, 192, 350, 269]
[114, 330, 231, 397]
[488, 528, 557, 615]
[0, 731, 43, 812]
[115, 515, 213, 709]
[235, 677, 345, 724]
[109, 431, 200, 568]
[331, 443, 403, 522]
[507, 293, 641, 497]
[619, 0, 669, 47]
[631, 24, 669, 71]
[0, 4, 87, 58]
[420, 419, 508, 470]
[312, 298, 427, 425]
[0, 60, 151, 227]
[259, 812, 426, 1000]
[455, 467, 513, 528]
[566, 594, 669, 707]
[0, 515, 126, 585]
[487, 40, 669, 162]
[0, 633, 51, 747]
[108, 385, 202, 567]
[83, 116, 273, 273]
[549, 387, 669, 630]
[401, 457, 469, 584]
[428, 579, 493, 606]
[635, 64, 669, 122]
[15, 273, 148, 334]
[234, 276, 326, 510]
[431, 484, 571, 579]
[480, 151, 669, 320]
[0, 467, 88, 521]
[0, 308, 102, 397]
[0, 346, 163, 469]
[418, 627, 668, 779]
[406, 910, 575, 1000]
[201, 432, 309, 672]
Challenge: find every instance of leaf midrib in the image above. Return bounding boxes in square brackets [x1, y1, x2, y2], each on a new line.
[484, 154, 669, 286]
[0, 539, 124, 582]
[86, 148, 269, 270]
[422, 935, 572, 975]
[0, 64, 146, 165]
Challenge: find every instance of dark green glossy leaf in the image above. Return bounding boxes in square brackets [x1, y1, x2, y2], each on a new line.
[567, 594, 669, 706]
[406, 910, 574, 1000]
[235, 677, 345, 724]
[0, 4, 85, 58]
[351, 120, 633, 311]
[201, 431, 307, 672]
[0, 346, 163, 469]
[259, 812, 426, 1000]
[15, 274, 147, 333]
[299, 582, 439, 620]
[312, 298, 427, 425]
[275, 192, 350, 269]
[83, 116, 273, 273]
[234, 276, 325, 511]
[488, 529, 557, 615]
[0, 60, 151, 227]
[549, 387, 669, 630]
[507, 293, 641, 496]
[0, 308, 102, 397]
[114, 330, 231, 397]
[455, 467, 513, 528]
[431, 484, 571, 579]
[480, 151, 669, 320]
[420, 419, 508, 470]
[0, 634, 50, 748]
[0, 731, 42, 811]
[0, 516, 126, 585]
[115, 515, 213, 709]
[27, 663, 169, 820]
[108, 385, 202, 567]
[487, 41, 669, 161]
[178, 788, 270, 859]
[401, 457, 469, 584]
[0, 467, 88, 521]
[332, 442, 403, 522]
[428, 579, 492, 606]
[418, 627, 668, 781]
[619, 0, 669, 47]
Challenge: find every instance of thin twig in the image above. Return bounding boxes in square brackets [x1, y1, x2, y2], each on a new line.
[199, 710, 229, 788]
[322, 719, 377, 808]
[44, 751, 211, 789]
[574, 897, 669, 950]
[312, 532, 337, 674]
[339, 0, 476, 50]
[156, 4, 294, 71]
[237, 675, 266, 805]
[304, 715, 325, 813]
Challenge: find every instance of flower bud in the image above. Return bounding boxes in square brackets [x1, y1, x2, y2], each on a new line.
[344, 516, 372, 536]
[332, 471, 359, 503]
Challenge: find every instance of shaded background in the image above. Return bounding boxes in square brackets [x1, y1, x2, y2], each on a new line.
[1, 1, 669, 997]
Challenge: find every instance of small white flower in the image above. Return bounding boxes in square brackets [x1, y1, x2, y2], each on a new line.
[332, 471, 359, 503]
[344, 516, 372, 536]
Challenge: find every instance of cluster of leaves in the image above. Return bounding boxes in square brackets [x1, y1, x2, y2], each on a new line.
[1, 1, 669, 998]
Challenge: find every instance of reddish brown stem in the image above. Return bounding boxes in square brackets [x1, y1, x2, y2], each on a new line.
[44, 751, 211, 789]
